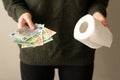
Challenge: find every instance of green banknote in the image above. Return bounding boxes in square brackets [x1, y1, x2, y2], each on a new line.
[42, 29, 53, 44]
[9, 24, 44, 42]
[9, 24, 56, 48]
[21, 31, 42, 48]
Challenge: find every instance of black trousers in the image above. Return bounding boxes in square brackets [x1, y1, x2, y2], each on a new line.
[20, 62, 94, 80]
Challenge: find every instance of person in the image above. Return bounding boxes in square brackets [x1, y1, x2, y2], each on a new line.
[2, 0, 109, 80]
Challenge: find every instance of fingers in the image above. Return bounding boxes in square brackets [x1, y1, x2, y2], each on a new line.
[18, 13, 35, 30]
[93, 12, 112, 32]
[101, 19, 109, 27]
[25, 16, 35, 30]
[93, 12, 108, 26]
[18, 17, 26, 29]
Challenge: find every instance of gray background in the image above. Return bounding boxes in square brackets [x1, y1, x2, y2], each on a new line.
[0, 0, 120, 80]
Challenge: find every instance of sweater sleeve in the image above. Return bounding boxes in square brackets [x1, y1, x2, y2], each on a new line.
[2, 0, 30, 22]
[88, 0, 109, 17]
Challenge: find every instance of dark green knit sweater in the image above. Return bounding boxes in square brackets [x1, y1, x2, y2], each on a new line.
[2, 0, 109, 66]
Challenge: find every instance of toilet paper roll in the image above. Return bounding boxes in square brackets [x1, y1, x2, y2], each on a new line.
[74, 14, 113, 49]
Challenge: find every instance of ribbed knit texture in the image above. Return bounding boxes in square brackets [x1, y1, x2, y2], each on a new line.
[2, 0, 109, 66]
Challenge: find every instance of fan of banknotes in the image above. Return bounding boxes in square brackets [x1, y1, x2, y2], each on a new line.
[9, 24, 56, 48]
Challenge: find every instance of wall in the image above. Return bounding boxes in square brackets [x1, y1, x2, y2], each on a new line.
[0, 1, 20, 80]
[93, 0, 120, 80]
[0, 0, 120, 80]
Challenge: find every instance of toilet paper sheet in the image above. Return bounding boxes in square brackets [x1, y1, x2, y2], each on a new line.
[74, 14, 113, 49]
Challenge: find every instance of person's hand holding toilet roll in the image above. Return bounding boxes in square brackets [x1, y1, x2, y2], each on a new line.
[93, 12, 108, 27]
[74, 13, 113, 49]
[93, 12, 112, 32]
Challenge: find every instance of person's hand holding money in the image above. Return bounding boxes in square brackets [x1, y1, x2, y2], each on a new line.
[18, 12, 35, 30]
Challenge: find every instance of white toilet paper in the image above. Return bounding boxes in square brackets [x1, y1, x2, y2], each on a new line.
[74, 14, 113, 49]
